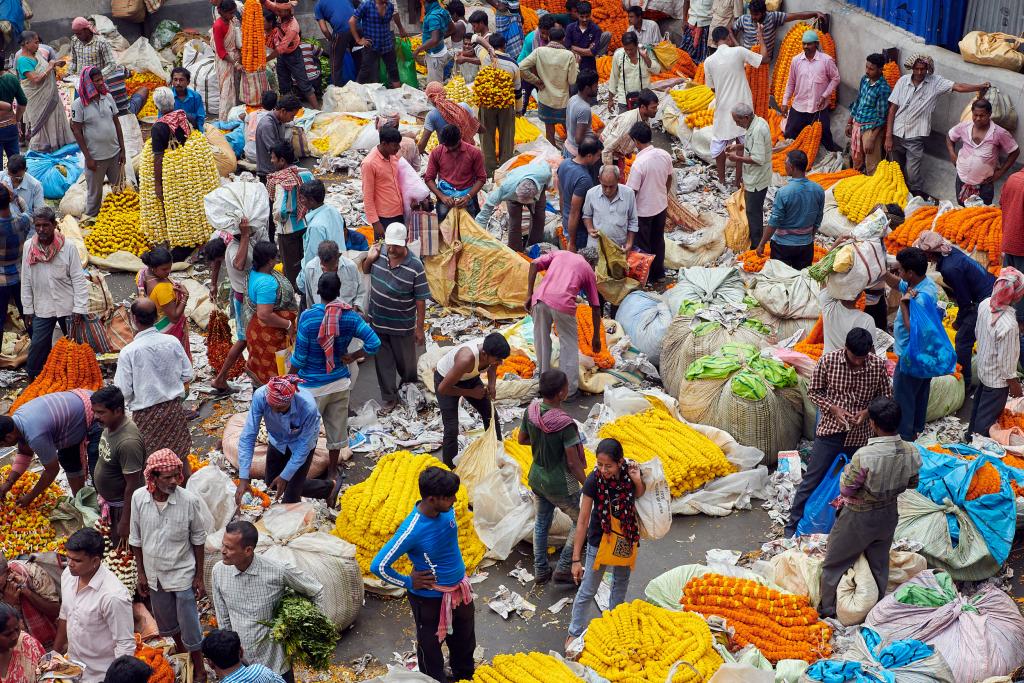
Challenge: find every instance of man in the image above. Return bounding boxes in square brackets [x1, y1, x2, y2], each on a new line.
[300, 180, 349, 270]
[212, 520, 324, 683]
[583, 165, 638, 251]
[212, 0, 242, 120]
[0, 64, 25, 165]
[847, 54, 891, 175]
[519, 27, 579, 146]
[453, 10, 491, 84]
[361, 126, 405, 239]
[21, 207, 88, 379]
[316, 0, 356, 87]
[883, 247, 941, 441]
[526, 249, 600, 400]
[947, 98, 1020, 206]
[476, 158, 551, 252]
[969, 270, 1024, 438]
[731, 0, 824, 62]
[518, 14, 555, 115]
[70, 67, 125, 223]
[255, 94, 300, 184]
[488, 0, 526, 59]
[363, 223, 429, 413]
[414, 0, 452, 85]
[885, 54, 990, 198]
[607, 33, 659, 115]
[819, 290, 877, 355]
[703, 27, 762, 188]
[0, 391, 101, 504]
[0, 155, 44, 217]
[787, 327, 891, 537]
[725, 103, 771, 250]
[265, 2, 319, 107]
[297, 240, 366, 309]
[54, 528, 134, 683]
[565, 70, 598, 159]
[548, 0, 577, 31]
[564, 2, 605, 73]
[558, 136, 602, 251]
[236, 375, 324, 504]
[202, 629, 286, 683]
[1002, 169, 1024, 278]
[105, 657, 153, 683]
[626, 5, 661, 45]
[600, 88, 658, 168]
[627, 121, 673, 283]
[477, 33, 520, 175]
[0, 187, 28, 335]
[424, 124, 487, 223]
[351, 0, 409, 89]
[817, 397, 920, 618]
[68, 17, 116, 76]
[782, 30, 840, 153]
[130, 450, 208, 683]
[435, 333, 511, 467]
[372, 467, 475, 683]
[710, 0, 741, 36]
[681, 0, 712, 62]
[519, 369, 587, 585]
[913, 230, 994, 388]
[114, 298, 195, 461]
[91, 386, 146, 547]
[170, 67, 207, 132]
[0, 555, 59, 648]
[290, 271, 381, 498]
[757, 150, 824, 271]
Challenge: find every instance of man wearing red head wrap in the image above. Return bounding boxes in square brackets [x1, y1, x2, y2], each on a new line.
[129, 449, 209, 683]
[969, 267, 1024, 438]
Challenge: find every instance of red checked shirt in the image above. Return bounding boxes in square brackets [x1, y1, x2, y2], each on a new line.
[808, 349, 892, 447]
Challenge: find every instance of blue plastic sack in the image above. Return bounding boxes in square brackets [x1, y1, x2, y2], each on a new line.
[25, 144, 83, 200]
[795, 453, 848, 536]
[224, 127, 246, 157]
[805, 627, 937, 683]
[614, 291, 673, 365]
[900, 294, 955, 378]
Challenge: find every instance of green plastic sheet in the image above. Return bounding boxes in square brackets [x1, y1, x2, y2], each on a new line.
[894, 570, 978, 612]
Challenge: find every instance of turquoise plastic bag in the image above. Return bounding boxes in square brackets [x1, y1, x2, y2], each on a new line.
[795, 453, 848, 536]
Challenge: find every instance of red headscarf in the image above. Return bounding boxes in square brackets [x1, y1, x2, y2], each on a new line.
[425, 81, 479, 144]
[144, 449, 183, 494]
[990, 267, 1024, 324]
[78, 66, 109, 107]
[267, 374, 302, 408]
[157, 110, 193, 138]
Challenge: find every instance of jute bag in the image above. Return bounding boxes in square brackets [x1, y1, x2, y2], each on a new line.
[724, 189, 748, 252]
[960, 87, 1018, 133]
[111, 0, 145, 22]
[959, 32, 1024, 72]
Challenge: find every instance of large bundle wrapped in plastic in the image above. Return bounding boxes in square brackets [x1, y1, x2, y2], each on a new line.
[614, 291, 673, 366]
[802, 626, 955, 683]
[864, 570, 1024, 682]
[748, 260, 820, 339]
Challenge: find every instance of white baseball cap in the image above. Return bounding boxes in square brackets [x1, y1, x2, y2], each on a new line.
[384, 223, 408, 246]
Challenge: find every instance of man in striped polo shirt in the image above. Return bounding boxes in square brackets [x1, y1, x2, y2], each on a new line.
[362, 223, 430, 413]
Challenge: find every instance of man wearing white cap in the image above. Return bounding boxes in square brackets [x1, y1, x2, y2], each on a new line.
[781, 29, 840, 153]
[362, 223, 430, 414]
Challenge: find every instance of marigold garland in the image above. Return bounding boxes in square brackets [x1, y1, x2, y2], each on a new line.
[0, 465, 64, 558]
[933, 206, 1003, 272]
[682, 574, 833, 664]
[885, 206, 939, 254]
[134, 634, 175, 683]
[206, 310, 246, 379]
[807, 168, 862, 190]
[567, 304, 615, 368]
[833, 160, 909, 224]
[793, 315, 825, 361]
[685, 108, 714, 129]
[772, 24, 837, 110]
[474, 66, 516, 109]
[466, 652, 583, 683]
[125, 71, 166, 97]
[883, 61, 900, 88]
[241, 0, 267, 72]
[739, 243, 826, 272]
[772, 122, 821, 175]
[966, 462, 1001, 500]
[766, 108, 784, 144]
[746, 45, 770, 118]
[10, 338, 103, 414]
[496, 351, 536, 379]
[693, 62, 705, 85]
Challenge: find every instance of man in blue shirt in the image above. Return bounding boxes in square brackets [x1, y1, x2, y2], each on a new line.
[299, 179, 349, 269]
[0, 155, 44, 217]
[171, 67, 206, 131]
[563, 2, 606, 73]
[202, 629, 285, 683]
[557, 136, 602, 251]
[413, 0, 452, 85]
[756, 149, 824, 271]
[315, 0, 357, 87]
[477, 158, 551, 251]
[372, 467, 475, 683]
[235, 375, 325, 505]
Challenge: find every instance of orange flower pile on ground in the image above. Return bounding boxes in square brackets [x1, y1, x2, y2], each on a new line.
[10, 338, 103, 414]
[739, 243, 826, 272]
[682, 574, 832, 664]
[766, 108, 784, 144]
[999, 409, 1024, 431]
[883, 61, 900, 88]
[746, 45, 770, 118]
[933, 206, 1003, 273]
[241, 0, 267, 72]
[772, 122, 821, 174]
[497, 351, 536, 379]
[808, 168, 862, 190]
[206, 310, 245, 379]
[134, 635, 175, 683]
[885, 206, 939, 253]
[772, 25, 837, 109]
[966, 462, 1002, 500]
[187, 454, 210, 472]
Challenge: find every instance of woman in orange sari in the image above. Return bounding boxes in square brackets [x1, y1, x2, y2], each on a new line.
[245, 240, 297, 385]
[136, 247, 191, 361]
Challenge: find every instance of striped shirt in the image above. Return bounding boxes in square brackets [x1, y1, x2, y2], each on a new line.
[222, 665, 285, 683]
[732, 11, 786, 60]
[128, 486, 207, 592]
[975, 297, 1020, 388]
[368, 248, 430, 336]
[69, 35, 115, 76]
[13, 391, 91, 466]
[888, 73, 954, 140]
[290, 304, 381, 386]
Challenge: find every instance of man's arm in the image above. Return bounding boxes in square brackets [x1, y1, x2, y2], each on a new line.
[236, 396, 265, 482]
[884, 102, 899, 152]
[524, 257, 545, 312]
[392, 11, 409, 38]
[567, 193, 585, 252]
[990, 147, 1020, 184]
[475, 185, 505, 226]
[210, 568, 232, 632]
[360, 161, 381, 230]
[283, 564, 325, 608]
[415, 28, 444, 56]
[69, 120, 94, 170]
[783, 11, 824, 23]
[566, 443, 586, 485]
[317, 19, 333, 39]
[19, 250, 32, 321]
[113, 351, 134, 407]
[370, 518, 419, 589]
[69, 249, 90, 316]
[518, 51, 541, 87]
[103, 593, 138, 658]
[952, 80, 989, 94]
[194, 92, 207, 131]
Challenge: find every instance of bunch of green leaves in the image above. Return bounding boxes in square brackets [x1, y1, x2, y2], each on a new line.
[265, 590, 338, 670]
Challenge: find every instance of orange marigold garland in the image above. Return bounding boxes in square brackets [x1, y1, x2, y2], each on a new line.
[739, 243, 826, 273]
[746, 45, 770, 118]
[496, 351, 536, 379]
[569, 304, 615, 369]
[933, 206, 1003, 272]
[966, 461, 1001, 500]
[772, 24, 837, 110]
[241, 0, 267, 72]
[766, 108, 784, 144]
[808, 169, 862, 190]
[885, 206, 939, 254]
[206, 310, 245, 379]
[772, 122, 821, 175]
[682, 574, 833, 664]
[883, 61, 900, 88]
[134, 634, 175, 683]
[10, 338, 102, 414]
[693, 62, 705, 85]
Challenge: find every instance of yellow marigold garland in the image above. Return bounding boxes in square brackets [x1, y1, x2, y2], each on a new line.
[504, 429, 596, 489]
[465, 652, 583, 682]
[833, 160, 909, 224]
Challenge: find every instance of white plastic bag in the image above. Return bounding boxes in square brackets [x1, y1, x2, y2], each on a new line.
[750, 260, 821, 320]
[471, 452, 536, 560]
[364, 669, 437, 683]
[185, 464, 235, 532]
[369, 83, 432, 117]
[396, 157, 430, 222]
[322, 82, 373, 113]
[58, 177, 88, 218]
[90, 15, 129, 52]
[836, 555, 879, 626]
[204, 179, 271, 236]
[118, 37, 170, 81]
[636, 457, 671, 540]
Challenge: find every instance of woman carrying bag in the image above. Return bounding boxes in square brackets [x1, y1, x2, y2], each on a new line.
[565, 437, 646, 649]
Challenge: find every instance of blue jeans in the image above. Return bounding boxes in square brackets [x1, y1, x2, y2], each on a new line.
[0, 125, 18, 167]
[532, 490, 579, 575]
[436, 195, 480, 224]
[892, 365, 931, 441]
[567, 543, 631, 637]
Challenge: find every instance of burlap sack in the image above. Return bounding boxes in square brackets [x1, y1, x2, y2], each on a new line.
[660, 315, 773, 398]
[959, 32, 1024, 73]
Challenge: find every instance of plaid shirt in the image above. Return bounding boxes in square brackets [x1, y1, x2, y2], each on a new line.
[69, 35, 115, 76]
[808, 349, 892, 447]
[355, 0, 396, 53]
[0, 214, 28, 286]
[850, 75, 892, 130]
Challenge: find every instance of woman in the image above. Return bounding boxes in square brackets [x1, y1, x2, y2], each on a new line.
[0, 603, 45, 683]
[266, 141, 314, 288]
[566, 438, 646, 649]
[245, 240, 298, 386]
[136, 247, 191, 361]
[0, 558, 58, 649]
[417, 81, 479, 153]
[16, 31, 73, 152]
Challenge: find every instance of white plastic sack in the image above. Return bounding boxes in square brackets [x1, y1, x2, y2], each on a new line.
[118, 37, 170, 81]
[750, 260, 821, 320]
[819, 188, 858, 239]
[671, 267, 746, 307]
[323, 82, 374, 113]
[636, 457, 671, 539]
[364, 669, 436, 683]
[369, 84, 432, 117]
[182, 40, 219, 115]
[58, 177, 88, 218]
[836, 555, 879, 626]
[180, 278, 215, 330]
[709, 664, 773, 683]
[663, 229, 726, 269]
[204, 179, 271, 236]
[771, 549, 824, 608]
[471, 451, 536, 560]
[397, 156, 430, 222]
[895, 490, 998, 581]
[613, 291, 673, 366]
[670, 466, 770, 516]
[825, 239, 887, 301]
[90, 15, 129, 52]
[185, 464, 235, 532]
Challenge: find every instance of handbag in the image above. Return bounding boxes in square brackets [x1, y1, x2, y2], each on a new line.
[70, 314, 116, 354]
[239, 70, 271, 106]
[592, 516, 638, 570]
[104, 305, 135, 352]
[410, 209, 441, 257]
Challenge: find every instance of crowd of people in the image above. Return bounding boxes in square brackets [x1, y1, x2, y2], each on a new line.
[0, 0, 1017, 681]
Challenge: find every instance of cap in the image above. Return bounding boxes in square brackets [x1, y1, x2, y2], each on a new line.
[384, 223, 408, 246]
[802, 29, 819, 43]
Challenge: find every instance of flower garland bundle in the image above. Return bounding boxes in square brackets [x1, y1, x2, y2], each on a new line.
[10, 338, 103, 413]
[126, 71, 166, 97]
[134, 634, 175, 683]
[933, 206, 1002, 272]
[444, 75, 476, 105]
[771, 122, 820, 175]
[597, 397, 735, 496]
[0, 466, 64, 558]
[966, 461, 1001, 500]
[474, 66, 516, 109]
[746, 45, 770, 118]
[241, 0, 267, 72]
[496, 351, 536, 379]
[833, 160, 909, 224]
[84, 188, 149, 257]
[885, 206, 939, 254]
[807, 168, 862, 190]
[693, 62, 705, 85]
[766, 108, 784, 144]
[738, 243, 826, 273]
[685, 108, 714, 129]
[670, 85, 714, 114]
[206, 310, 246, 379]
[793, 316, 825, 362]
[682, 574, 833, 664]
[468, 652, 583, 682]
[504, 430, 596, 489]
[566, 304, 615, 368]
[139, 130, 221, 247]
[580, 599, 723, 682]
[187, 454, 210, 472]
[334, 451, 485, 577]
[522, 6, 539, 33]
[883, 61, 900, 88]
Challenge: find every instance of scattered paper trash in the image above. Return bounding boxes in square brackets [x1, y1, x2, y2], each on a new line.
[488, 585, 537, 620]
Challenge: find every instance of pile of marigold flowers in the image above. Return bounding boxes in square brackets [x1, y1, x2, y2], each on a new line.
[580, 599, 723, 682]
[10, 338, 103, 413]
[933, 206, 1002, 273]
[597, 396, 734, 496]
[746, 45, 770, 118]
[334, 451, 485, 578]
[772, 122, 821, 175]
[885, 205, 939, 253]
[738, 243, 827, 273]
[766, 108, 784, 144]
[134, 634, 175, 683]
[794, 316, 824, 361]
[566, 304, 615, 368]
[0, 466, 65, 558]
[685, 107, 714, 129]
[682, 574, 832, 664]
[966, 461, 1002, 500]
[465, 652, 583, 682]
[505, 430, 596, 489]
[833, 160, 909, 224]
[496, 351, 535, 379]
[807, 168, 862, 190]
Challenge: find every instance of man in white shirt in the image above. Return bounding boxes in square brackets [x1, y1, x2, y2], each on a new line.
[583, 165, 638, 250]
[703, 27, 762, 189]
[819, 290, 877, 355]
[625, 6, 661, 45]
[0, 155, 44, 217]
[968, 269, 1024, 438]
[113, 298, 195, 467]
[54, 528, 135, 683]
[21, 207, 89, 381]
[297, 239, 366, 310]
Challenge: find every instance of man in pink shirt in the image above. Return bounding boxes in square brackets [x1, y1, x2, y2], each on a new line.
[360, 126, 406, 239]
[525, 249, 601, 400]
[627, 121, 674, 282]
[782, 29, 841, 153]
[946, 98, 1020, 206]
